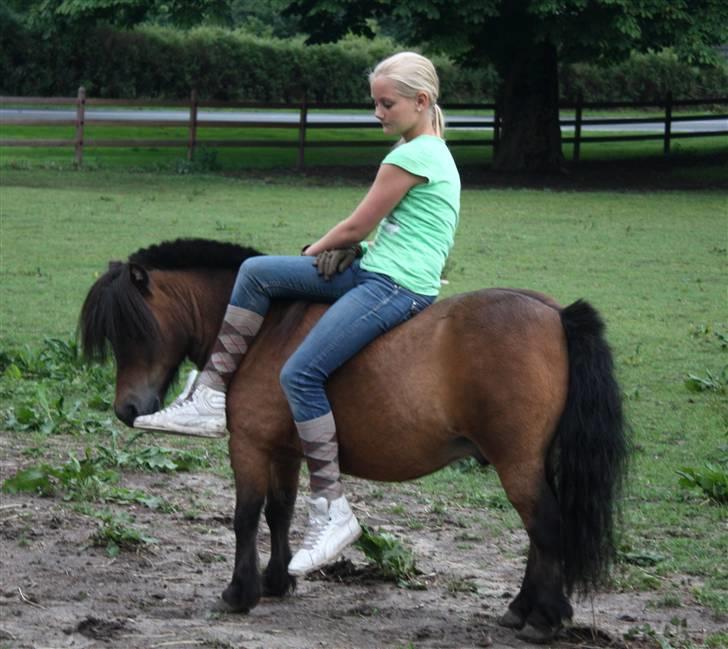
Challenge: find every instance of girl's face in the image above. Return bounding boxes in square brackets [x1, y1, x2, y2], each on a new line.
[370, 76, 430, 141]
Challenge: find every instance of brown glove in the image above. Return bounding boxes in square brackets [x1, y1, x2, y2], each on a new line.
[313, 245, 362, 280]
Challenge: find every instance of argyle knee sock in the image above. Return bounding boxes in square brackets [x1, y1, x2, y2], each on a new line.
[197, 305, 264, 393]
[296, 412, 343, 502]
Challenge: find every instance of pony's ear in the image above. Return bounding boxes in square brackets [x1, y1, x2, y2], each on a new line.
[128, 263, 149, 291]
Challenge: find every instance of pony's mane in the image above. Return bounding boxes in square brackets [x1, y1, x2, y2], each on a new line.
[129, 238, 264, 271]
[79, 238, 264, 362]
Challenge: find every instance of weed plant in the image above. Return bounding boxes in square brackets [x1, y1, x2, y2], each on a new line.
[355, 525, 420, 586]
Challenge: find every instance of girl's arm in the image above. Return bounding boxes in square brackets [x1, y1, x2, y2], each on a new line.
[303, 164, 424, 256]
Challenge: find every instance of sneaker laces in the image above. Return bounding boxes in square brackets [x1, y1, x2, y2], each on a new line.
[300, 504, 330, 550]
[153, 390, 199, 417]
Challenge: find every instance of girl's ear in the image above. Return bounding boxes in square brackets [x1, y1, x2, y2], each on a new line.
[416, 92, 429, 112]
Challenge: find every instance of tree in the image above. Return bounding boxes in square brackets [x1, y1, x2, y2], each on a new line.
[284, 0, 728, 172]
[20, 0, 230, 32]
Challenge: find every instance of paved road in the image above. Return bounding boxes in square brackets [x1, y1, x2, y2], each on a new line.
[1, 108, 726, 133]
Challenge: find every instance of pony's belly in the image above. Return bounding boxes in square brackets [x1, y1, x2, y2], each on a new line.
[338, 434, 479, 483]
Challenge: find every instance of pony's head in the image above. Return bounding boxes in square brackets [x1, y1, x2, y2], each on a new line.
[79, 238, 263, 426]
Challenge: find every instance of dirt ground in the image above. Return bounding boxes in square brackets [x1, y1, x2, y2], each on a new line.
[0, 435, 724, 649]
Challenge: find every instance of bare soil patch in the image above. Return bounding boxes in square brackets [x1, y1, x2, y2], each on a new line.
[0, 434, 722, 649]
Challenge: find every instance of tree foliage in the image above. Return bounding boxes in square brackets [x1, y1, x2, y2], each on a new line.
[286, 1, 728, 69]
[285, 0, 727, 171]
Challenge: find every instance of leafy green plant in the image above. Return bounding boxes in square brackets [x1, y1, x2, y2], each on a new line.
[3, 387, 109, 435]
[623, 620, 699, 649]
[706, 632, 728, 649]
[677, 464, 728, 503]
[2, 447, 173, 510]
[620, 549, 667, 567]
[1, 337, 116, 435]
[1, 338, 84, 380]
[94, 431, 210, 472]
[355, 524, 419, 586]
[89, 510, 158, 557]
[2, 450, 118, 500]
[684, 367, 728, 393]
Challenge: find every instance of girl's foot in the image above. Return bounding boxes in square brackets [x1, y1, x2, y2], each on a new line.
[134, 383, 227, 437]
[288, 494, 362, 576]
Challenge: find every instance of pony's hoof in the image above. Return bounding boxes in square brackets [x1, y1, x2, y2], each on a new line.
[212, 596, 247, 614]
[220, 584, 257, 613]
[516, 623, 559, 644]
[498, 608, 525, 629]
[262, 569, 296, 597]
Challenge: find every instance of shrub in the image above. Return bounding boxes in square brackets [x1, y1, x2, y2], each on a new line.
[2, 23, 726, 104]
[561, 50, 728, 103]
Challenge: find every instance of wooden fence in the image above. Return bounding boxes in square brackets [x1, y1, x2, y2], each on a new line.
[1, 88, 726, 168]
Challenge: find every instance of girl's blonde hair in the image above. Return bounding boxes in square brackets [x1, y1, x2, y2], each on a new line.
[369, 51, 445, 138]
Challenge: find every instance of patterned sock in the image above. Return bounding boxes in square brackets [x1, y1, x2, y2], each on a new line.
[296, 412, 343, 502]
[197, 305, 264, 393]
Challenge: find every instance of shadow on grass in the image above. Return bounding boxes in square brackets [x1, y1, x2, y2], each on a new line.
[229, 149, 728, 192]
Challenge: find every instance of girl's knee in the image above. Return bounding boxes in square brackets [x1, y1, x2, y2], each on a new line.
[279, 356, 320, 401]
[279, 356, 305, 398]
[279, 360, 294, 397]
[237, 256, 265, 280]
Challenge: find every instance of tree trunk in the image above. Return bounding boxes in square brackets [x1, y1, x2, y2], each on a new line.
[494, 40, 563, 172]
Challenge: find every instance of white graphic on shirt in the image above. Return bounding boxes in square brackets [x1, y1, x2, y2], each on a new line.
[382, 216, 400, 235]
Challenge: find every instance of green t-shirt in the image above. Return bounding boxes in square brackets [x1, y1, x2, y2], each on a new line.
[360, 135, 461, 296]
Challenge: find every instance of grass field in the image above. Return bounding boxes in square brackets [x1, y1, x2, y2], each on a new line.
[1, 155, 726, 631]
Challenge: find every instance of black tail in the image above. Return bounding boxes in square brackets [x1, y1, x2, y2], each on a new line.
[555, 300, 628, 595]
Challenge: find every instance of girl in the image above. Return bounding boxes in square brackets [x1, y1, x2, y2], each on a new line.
[135, 51, 461, 576]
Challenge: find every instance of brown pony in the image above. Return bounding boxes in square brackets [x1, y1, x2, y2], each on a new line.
[79, 238, 628, 643]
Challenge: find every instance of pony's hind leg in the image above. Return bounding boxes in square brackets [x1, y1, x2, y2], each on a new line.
[262, 457, 300, 597]
[497, 462, 572, 643]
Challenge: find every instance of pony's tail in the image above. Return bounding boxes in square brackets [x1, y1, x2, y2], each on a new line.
[555, 300, 628, 595]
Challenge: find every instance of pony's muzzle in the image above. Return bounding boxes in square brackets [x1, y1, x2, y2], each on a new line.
[115, 395, 161, 427]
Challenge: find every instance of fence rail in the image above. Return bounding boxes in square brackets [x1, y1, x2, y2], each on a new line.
[1, 88, 726, 168]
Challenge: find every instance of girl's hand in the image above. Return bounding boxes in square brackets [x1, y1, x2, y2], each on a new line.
[313, 246, 362, 280]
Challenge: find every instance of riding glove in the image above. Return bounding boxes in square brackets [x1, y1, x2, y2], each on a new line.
[314, 245, 363, 280]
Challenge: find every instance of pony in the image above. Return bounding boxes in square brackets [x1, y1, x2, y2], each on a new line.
[79, 238, 628, 643]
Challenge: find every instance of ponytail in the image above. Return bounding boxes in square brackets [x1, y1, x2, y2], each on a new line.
[432, 104, 445, 139]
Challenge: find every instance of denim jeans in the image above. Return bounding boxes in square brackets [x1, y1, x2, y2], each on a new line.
[229, 256, 434, 422]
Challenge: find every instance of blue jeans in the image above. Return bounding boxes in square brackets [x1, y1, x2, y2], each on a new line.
[229, 256, 434, 422]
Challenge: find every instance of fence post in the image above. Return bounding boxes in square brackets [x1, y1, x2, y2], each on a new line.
[573, 92, 583, 163]
[663, 91, 672, 156]
[297, 95, 308, 171]
[493, 100, 501, 158]
[188, 89, 198, 161]
[74, 86, 86, 167]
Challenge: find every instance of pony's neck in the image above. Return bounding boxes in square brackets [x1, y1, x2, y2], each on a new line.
[154, 268, 237, 369]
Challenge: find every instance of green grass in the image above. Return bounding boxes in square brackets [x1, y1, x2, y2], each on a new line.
[0, 163, 726, 612]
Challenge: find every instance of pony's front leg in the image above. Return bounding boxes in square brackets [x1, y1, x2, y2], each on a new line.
[262, 457, 301, 597]
[221, 440, 269, 613]
[222, 493, 265, 612]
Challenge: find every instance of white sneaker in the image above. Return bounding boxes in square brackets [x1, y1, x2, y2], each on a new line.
[133, 383, 227, 438]
[172, 369, 199, 405]
[288, 494, 362, 576]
